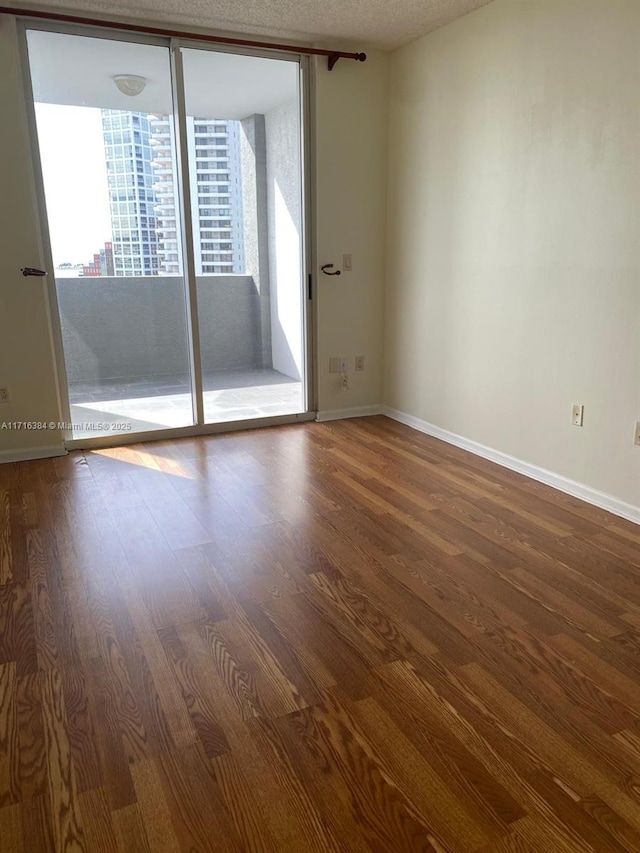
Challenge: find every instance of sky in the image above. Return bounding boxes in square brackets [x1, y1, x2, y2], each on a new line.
[35, 103, 112, 266]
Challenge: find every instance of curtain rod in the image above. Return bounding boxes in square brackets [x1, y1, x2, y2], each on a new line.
[0, 5, 367, 70]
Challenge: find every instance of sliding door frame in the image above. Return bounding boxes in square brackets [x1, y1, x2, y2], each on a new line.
[17, 16, 317, 450]
[169, 40, 205, 428]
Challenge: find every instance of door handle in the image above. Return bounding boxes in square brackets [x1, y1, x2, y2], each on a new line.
[21, 267, 47, 277]
[320, 263, 341, 276]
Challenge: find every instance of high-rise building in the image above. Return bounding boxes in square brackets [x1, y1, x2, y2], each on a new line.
[101, 110, 244, 277]
[148, 115, 180, 275]
[102, 110, 160, 276]
[189, 118, 245, 276]
[101, 109, 245, 276]
[150, 116, 245, 276]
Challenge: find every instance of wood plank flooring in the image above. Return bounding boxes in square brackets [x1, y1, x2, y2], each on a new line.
[1, 415, 640, 851]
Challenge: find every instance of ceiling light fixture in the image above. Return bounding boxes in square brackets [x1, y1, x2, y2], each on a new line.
[113, 74, 147, 97]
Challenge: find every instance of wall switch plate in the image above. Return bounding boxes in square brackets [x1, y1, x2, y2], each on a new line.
[634, 421, 640, 446]
[355, 355, 365, 371]
[0, 387, 9, 403]
[329, 357, 340, 374]
[342, 253, 352, 272]
[572, 404, 584, 426]
[338, 357, 347, 374]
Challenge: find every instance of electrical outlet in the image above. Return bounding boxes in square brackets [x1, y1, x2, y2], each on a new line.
[355, 355, 365, 371]
[342, 253, 352, 272]
[571, 404, 584, 427]
[0, 387, 9, 403]
[634, 421, 640, 446]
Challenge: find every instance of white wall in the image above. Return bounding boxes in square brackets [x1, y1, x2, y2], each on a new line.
[315, 50, 388, 414]
[385, 0, 640, 510]
[266, 98, 303, 380]
[0, 17, 63, 459]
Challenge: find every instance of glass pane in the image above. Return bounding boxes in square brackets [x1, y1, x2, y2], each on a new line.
[27, 30, 195, 438]
[182, 48, 306, 423]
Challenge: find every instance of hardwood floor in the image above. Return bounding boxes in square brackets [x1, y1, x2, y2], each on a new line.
[1, 415, 640, 852]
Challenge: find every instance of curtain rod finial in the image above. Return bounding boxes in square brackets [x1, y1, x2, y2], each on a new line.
[328, 51, 366, 70]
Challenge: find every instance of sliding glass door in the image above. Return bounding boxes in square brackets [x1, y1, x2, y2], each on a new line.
[26, 30, 196, 439]
[181, 48, 306, 424]
[24, 26, 308, 442]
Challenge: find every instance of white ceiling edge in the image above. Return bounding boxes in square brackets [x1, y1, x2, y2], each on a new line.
[4, 0, 496, 52]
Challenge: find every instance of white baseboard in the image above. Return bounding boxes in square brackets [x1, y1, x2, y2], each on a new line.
[0, 444, 67, 464]
[383, 406, 640, 526]
[316, 405, 383, 423]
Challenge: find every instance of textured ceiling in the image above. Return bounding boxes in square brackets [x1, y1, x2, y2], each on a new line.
[11, 0, 494, 50]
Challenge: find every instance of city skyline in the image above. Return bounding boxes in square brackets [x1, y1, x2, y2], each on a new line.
[39, 104, 246, 275]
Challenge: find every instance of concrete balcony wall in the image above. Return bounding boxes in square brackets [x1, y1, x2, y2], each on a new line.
[56, 274, 268, 386]
[265, 98, 303, 382]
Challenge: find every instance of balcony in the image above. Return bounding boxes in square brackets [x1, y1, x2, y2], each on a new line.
[55, 275, 304, 438]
